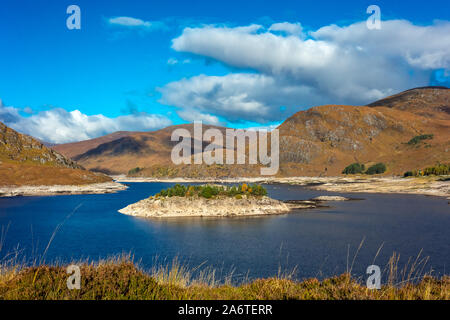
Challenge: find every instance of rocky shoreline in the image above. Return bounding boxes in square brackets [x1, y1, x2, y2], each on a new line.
[0, 181, 127, 197]
[113, 175, 450, 199]
[118, 195, 291, 218]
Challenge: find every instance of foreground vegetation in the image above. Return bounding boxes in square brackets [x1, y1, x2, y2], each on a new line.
[155, 183, 268, 199]
[0, 258, 448, 300]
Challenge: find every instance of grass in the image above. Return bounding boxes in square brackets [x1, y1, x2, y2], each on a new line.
[0, 253, 448, 300]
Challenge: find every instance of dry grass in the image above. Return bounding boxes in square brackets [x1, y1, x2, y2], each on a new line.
[0, 253, 448, 300]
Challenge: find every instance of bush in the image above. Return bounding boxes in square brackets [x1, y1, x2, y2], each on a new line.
[423, 163, 449, 176]
[365, 163, 386, 175]
[404, 163, 450, 177]
[403, 171, 414, 177]
[128, 167, 142, 175]
[342, 163, 365, 174]
[407, 134, 434, 145]
[250, 184, 268, 196]
[200, 185, 220, 199]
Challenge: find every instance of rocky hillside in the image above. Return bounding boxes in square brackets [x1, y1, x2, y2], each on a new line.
[53, 87, 450, 177]
[0, 122, 112, 186]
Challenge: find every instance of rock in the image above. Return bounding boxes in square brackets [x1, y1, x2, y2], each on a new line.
[312, 195, 350, 201]
[119, 195, 291, 218]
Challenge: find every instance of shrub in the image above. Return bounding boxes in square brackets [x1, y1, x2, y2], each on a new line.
[342, 163, 365, 174]
[403, 171, 414, 177]
[423, 163, 449, 176]
[200, 185, 219, 199]
[407, 134, 434, 145]
[365, 163, 386, 175]
[128, 167, 142, 175]
[405, 163, 450, 177]
[250, 184, 268, 196]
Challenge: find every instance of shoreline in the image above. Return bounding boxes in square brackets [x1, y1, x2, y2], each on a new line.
[0, 181, 128, 197]
[0, 175, 447, 199]
[113, 175, 450, 199]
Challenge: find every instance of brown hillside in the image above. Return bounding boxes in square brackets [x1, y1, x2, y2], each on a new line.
[63, 124, 229, 175]
[53, 87, 450, 177]
[278, 103, 449, 176]
[0, 122, 111, 186]
[367, 86, 450, 119]
[52, 131, 136, 159]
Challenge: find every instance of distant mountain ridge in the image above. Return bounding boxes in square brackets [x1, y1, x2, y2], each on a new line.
[51, 87, 450, 177]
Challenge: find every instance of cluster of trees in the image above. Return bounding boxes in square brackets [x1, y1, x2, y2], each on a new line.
[342, 162, 386, 175]
[155, 183, 268, 199]
[407, 134, 434, 145]
[404, 163, 449, 177]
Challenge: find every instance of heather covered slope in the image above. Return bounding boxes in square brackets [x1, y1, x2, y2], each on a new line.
[53, 87, 450, 177]
[0, 122, 111, 186]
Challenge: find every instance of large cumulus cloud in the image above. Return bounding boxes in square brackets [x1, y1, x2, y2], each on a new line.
[160, 19, 450, 124]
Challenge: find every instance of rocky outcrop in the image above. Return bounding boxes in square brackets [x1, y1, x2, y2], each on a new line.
[119, 195, 291, 218]
[0, 122, 82, 169]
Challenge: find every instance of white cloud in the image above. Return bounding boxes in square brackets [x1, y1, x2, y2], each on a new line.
[0, 101, 171, 144]
[108, 16, 166, 31]
[312, 20, 450, 70]
[159, 73, 326, 123]
[269, 22, 303, 36]
[165, 19, 450, 123]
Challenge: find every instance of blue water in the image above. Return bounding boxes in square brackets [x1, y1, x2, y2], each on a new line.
[0, 182, 449, 282]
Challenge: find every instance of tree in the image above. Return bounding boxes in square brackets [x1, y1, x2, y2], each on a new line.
[365, 163, 386, 175]
[342, 163, 365, 174]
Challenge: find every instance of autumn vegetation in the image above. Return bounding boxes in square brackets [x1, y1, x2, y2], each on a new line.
[154, 184, 268, 199]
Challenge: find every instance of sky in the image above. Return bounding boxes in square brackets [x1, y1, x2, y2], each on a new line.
[0, 0, 449, 143]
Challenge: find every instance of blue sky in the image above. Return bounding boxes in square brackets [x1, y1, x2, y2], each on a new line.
[0, 0, 449, 143]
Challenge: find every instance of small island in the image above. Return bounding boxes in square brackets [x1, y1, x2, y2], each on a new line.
[119, 184, 293, 218]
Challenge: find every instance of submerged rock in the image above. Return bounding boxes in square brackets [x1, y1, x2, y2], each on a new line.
[312, 195, 350, 201]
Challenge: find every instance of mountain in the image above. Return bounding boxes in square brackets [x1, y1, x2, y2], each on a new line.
[53, 124, 229, 175]
[53, 87, 450, 177]
[52, 131, 136, 159]
[367, 86, 450, 119]
[0, 122, 111, 186]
